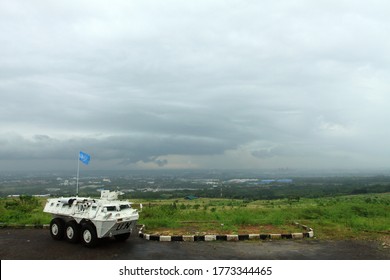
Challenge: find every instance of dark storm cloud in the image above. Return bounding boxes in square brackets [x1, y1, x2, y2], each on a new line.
[1, 0, 390, 170]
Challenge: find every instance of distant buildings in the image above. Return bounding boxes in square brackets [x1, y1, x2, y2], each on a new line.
[260, 179, 293, 184]
[276, 179, 293, 183]
[227, 179, 258, 183]
[7, 194, 50, 197]
[226, 178, 293, 185]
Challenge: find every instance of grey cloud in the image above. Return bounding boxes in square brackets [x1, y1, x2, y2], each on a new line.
[1, 1, 390, 170]
[251, 149, 275, 159]
[141, 157, 168, 167]
[0, 132, 238, 167]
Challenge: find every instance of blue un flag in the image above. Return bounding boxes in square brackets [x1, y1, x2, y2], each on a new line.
[79, 151, 91, 165]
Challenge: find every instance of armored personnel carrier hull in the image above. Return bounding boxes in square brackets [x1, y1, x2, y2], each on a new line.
[43, 190, 140, 247]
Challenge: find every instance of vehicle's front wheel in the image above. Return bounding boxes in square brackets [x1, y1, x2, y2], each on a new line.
[65, 221, 80, 243]
[50, 218, 65, 240]
[80, 223, 98, 247]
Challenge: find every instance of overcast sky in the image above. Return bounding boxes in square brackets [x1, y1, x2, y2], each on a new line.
[1, 0, 390, 172]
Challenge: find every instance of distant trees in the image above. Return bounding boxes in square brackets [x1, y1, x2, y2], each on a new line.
[124, 182, 390, 201]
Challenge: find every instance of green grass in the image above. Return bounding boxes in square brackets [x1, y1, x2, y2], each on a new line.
[1, 193, 389, 240]
[137, 193, 390, 239]
[0, 196, 51, 225]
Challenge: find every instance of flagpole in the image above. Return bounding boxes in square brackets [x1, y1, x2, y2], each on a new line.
[76, 153, 80, 197]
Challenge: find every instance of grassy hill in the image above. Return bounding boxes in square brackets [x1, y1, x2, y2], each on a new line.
[1, 192, 388, 240]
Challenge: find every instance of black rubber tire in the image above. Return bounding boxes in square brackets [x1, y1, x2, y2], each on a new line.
[50, 218, 65, 240]
[80, 223, 98, 247]
[114, 232, 130, 242]
[65, 220, 80, 243]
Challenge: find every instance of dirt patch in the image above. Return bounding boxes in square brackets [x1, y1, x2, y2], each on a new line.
[378, 235, 390, 249]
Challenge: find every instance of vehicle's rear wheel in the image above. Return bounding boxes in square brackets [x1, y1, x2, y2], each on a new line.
[65, 221, 80, 243]
[114, 232, 130, 242]
[80, 223, 98, 247]
[50, 218, 65, 240]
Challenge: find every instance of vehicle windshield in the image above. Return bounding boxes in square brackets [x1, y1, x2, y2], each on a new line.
[105, 206, 116, 212]
[119, 204, 130, 210]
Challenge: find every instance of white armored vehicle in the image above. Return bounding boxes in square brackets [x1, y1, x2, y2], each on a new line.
[43, 190, 140, 247]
